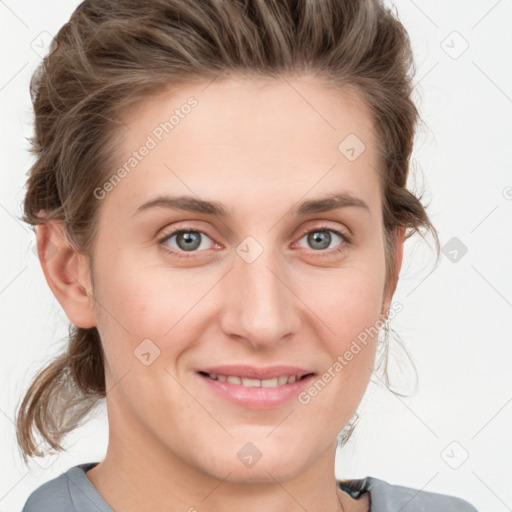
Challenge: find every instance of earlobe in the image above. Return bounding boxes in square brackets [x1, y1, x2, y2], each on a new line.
[36, 221, 97, 329]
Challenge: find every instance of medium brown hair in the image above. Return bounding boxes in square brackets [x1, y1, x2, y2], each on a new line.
[16, 0, 440, 463]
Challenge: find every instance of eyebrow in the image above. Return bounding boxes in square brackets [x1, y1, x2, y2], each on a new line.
[131, 192, 370, 218]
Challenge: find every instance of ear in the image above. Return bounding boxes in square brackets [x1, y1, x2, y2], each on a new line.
[36, 220, 97, 328]
[381, 226, 406, 320]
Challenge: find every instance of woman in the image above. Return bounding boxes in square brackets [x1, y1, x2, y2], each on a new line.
[17, 0, 478, 510]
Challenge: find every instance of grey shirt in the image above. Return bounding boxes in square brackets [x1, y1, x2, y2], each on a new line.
[22, 462, 479, 511]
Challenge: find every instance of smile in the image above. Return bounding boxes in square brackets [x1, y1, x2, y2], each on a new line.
[202, 372, 308, 388]
[196, 366, 316, 409]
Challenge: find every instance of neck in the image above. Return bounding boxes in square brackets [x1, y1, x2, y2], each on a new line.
[86, 399, 347, 512]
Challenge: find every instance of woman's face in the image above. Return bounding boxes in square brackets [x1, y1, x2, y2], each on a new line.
[84, 75, 401, 482]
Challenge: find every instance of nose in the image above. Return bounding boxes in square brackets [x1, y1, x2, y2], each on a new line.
[219, 243, 300, 351]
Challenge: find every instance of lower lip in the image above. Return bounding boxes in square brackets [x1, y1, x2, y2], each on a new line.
[198, 373, 315, 409]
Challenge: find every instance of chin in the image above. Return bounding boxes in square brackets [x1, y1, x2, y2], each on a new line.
[191, 435, 317, 485]
[217, 457, 306, 485]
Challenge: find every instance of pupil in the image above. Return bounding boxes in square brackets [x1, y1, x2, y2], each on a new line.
[308, 231, 330, 250]
[178, 231, 200, 251]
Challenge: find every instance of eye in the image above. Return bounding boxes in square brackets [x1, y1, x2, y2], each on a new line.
[295, 225, 350, 256]
[157, 224, 351, 260]
[157, 228, 216, 259]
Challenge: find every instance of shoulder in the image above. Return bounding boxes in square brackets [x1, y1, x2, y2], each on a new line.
[363, 476, 479, 512]
[22, 471, 71, 512]
[22, 462, 110, 512]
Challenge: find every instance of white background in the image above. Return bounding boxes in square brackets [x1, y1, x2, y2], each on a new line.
[1, 1, 511, 511]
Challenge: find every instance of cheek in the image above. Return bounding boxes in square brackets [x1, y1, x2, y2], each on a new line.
[91, 260, 167, 370]
[296, 257, 385, 402]
[302, 261, 385, 342]
[295, 273, 381, 427]
[93, 259, 211, 373]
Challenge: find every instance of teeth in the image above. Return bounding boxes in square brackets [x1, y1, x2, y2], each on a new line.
[241, 378, 261, 387]
[206, 373, 306, 387]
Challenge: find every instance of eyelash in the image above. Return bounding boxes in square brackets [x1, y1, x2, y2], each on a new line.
[156, 224, 351, 260]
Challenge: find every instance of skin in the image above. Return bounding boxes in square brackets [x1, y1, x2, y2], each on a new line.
[38, 75, 405, 512]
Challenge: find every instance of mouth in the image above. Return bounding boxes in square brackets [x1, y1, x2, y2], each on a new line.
[196, 365, 316, 409]
[198, 371, 313, 388]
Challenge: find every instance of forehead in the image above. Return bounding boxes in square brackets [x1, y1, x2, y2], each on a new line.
[107, 75, 382, 218]
[121, 74, 377, 149]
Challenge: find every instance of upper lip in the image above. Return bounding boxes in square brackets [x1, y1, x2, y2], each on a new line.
[197, 365, 315, 380]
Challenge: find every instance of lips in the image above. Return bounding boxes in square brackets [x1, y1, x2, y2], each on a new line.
[196, 365, 316, 409]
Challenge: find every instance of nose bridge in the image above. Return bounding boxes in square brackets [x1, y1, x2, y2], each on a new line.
[221, 237, 298, 347]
